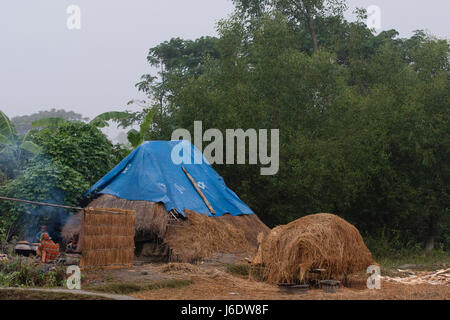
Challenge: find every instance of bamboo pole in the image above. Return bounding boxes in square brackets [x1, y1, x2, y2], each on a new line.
[181, 166, 216, 215]
[0, 196, 83, 211]
[0, 196, 133, 215]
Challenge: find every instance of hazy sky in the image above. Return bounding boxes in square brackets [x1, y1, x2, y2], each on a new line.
[0, 0, 449, 119]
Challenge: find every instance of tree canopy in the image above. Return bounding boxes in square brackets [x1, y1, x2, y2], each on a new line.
[135, 11, 449, 251]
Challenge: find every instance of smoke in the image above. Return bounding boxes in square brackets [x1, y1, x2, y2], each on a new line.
[0, 154, 87, 244]
[22, 189, 72, 243]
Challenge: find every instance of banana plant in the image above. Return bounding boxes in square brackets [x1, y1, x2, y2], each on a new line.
[89, 111, 132, 128]
[0, 110, 42, 179]
[0, 110, 16, 145]
[92, 108, 157, 148]
[30, 111, 132, 132]
[125, 107, 157, 148]
[30, 108, 157, 149]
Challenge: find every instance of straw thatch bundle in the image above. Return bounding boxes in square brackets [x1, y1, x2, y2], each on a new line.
[252, 213, 374, 284]
[62, 195, 269, 262]
[85, 195, 169, 241]
[164, 210, 252, 262]
[79, 208, 136, 268]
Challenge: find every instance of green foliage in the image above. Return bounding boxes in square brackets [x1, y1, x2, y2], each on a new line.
[32, 122, 120, 185]
[0, 121, 123, 240]
[135, 37, 221, 140]
[0, 257, 66, 288]
[233, 0, 348, 53]
[0, 110, 17, 142]
[126, 108, 158, 148]
[0, 158, 89, 240]
[367, 240, 450, 270]
[91, 109, 158, 148]
[0, 111, 42, 181]
[90, 111, 133, 128]
[32, 117, 69, 130]
[226, 264, 250, 276]
[138, 12, 449, 250]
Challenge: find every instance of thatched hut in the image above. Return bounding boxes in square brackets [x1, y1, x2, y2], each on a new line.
[63, 195, 269, 262]
[251, 213, 374, 284]
[63, 141, 269, 262]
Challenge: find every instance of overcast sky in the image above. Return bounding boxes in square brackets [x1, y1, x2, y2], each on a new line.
[0, 0, 449, 119]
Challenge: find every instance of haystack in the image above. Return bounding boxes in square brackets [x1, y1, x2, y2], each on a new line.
[252, 213, 374, 284]
[62, 194, 269, 262]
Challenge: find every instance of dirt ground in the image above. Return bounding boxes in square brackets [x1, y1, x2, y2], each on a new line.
[81, 261, 449, 300]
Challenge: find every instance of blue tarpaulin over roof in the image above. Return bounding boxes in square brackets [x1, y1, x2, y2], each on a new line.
[85, 140, 254, 217]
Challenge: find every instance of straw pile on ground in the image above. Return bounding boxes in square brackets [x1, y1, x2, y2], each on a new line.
[382, 268, 450, 286]
[79, 208, 136, 268]
[62, 195, 269, 262]
[164, 210, 253, 262]
[252, 213, 374, 284]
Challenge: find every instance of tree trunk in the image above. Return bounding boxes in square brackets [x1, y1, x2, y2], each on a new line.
[425, 213, 438, 252]
[307, 14, 319, 53]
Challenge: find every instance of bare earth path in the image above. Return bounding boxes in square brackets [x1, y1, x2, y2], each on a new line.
[124, 263, 449, 300]
[2, 262, 448, 300]
[131, 274, 449, 300]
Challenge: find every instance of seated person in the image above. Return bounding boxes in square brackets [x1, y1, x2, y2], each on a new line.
[36, 233, 60, 263]
[35, 225, 48, 243]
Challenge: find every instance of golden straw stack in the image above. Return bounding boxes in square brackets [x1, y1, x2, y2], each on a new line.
[252, 213, 375, 284]
[79, 207, 136, 268]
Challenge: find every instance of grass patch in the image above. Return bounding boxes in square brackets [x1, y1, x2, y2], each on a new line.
[88, 279, 192, 295]
[375, 249, 450, 270]
[225, 264, 250, 276]
[0, 289, 108, 300]
[0, 256, 66, 288]
[368, 247, 450, 278]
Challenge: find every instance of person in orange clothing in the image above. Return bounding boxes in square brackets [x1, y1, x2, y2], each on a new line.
[36, 232, 60, 263]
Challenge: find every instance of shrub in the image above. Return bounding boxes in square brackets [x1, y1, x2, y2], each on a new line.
[0, 256, 66, 288]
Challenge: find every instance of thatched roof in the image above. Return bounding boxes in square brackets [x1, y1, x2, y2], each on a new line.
[62, 194, 269, 262]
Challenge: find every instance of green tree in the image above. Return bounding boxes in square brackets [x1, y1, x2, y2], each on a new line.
[32, 122, 122, 185]
[233, 0, 347, 53]
[0, 158, 89, 241]
[135, 37, 221, 140]
[0, 121, 126, 241]
[137, 12, 449, 251]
